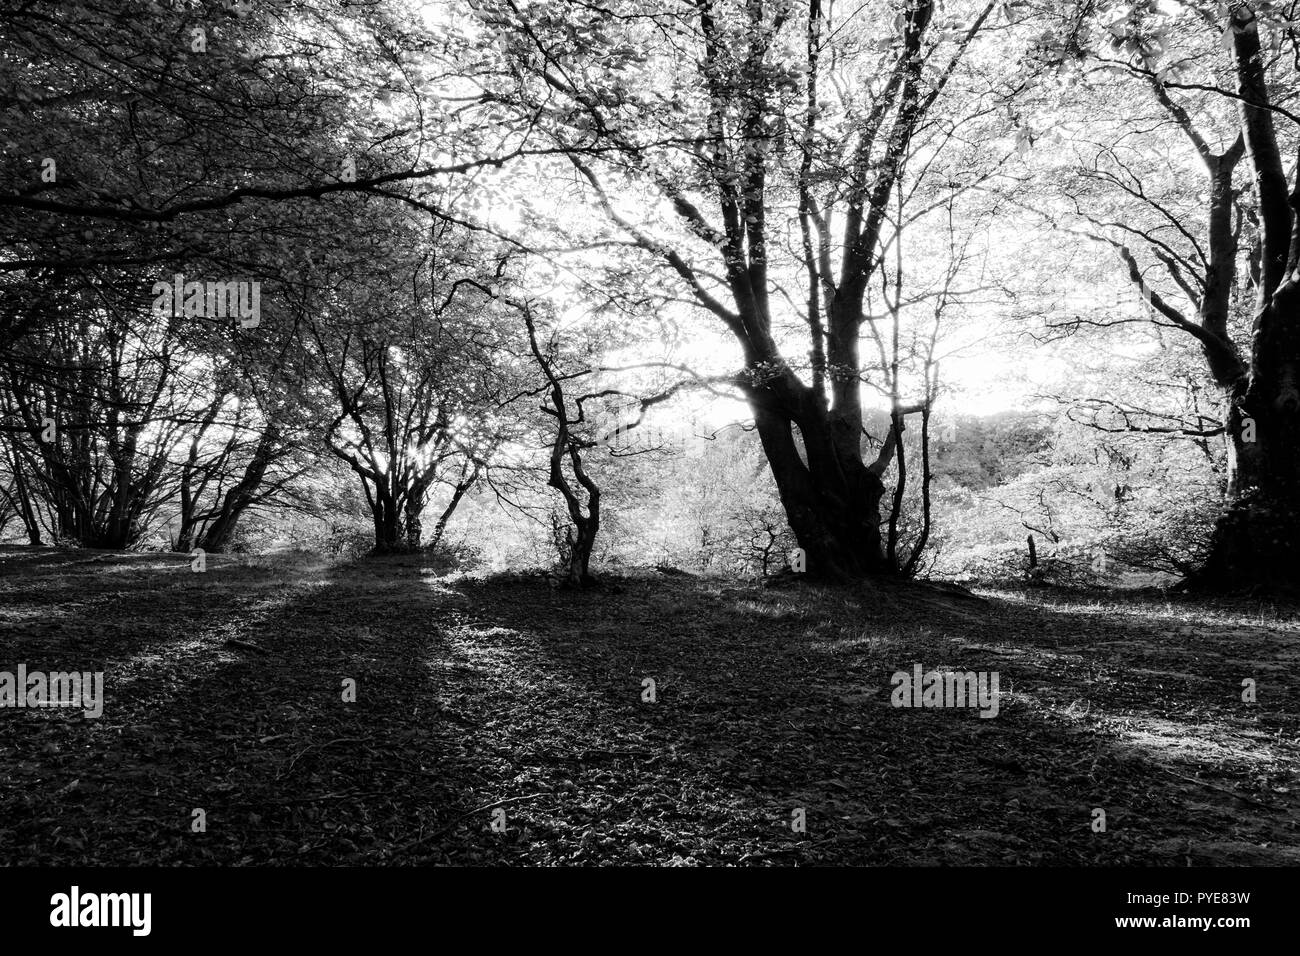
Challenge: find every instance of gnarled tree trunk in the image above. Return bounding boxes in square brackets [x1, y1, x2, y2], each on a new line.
[523, 304, 600, 587]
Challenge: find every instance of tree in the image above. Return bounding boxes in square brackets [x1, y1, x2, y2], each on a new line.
[474, 0, 1020, 578]
[0, 0, 528, 552]
[0, 274, 186, 548]
[1032, 1, 1300, 589]
[522, 302, 603, 585]
[1198, 3, 1300, 588]
[300, 221, 506, 552]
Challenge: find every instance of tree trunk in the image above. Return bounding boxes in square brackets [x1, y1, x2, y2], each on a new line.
[523, 304, 600, 586]
[565, 515, 598, 586]
[196, 423, 281, 553]
[372, 492, 403, 552]
[1193, 6, 1300, 591]
[752, 402, 886, 579]
[404, 496, 423, 550]
[428, 465, 478, 552]
[1197, 286, 1300, 589]
[10, 454, 42, 545]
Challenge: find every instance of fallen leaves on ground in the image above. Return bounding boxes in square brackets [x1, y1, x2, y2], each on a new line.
[0, 546, 1296, 865]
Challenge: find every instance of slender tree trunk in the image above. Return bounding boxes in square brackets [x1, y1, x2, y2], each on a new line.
[175, 400, 223, 552]
[428, 465, 478, 552]
[523, 304, 600, 586]
[196, 423, 282, 553]
[10, 453, 42, 545]
[566, 514, 598, 584]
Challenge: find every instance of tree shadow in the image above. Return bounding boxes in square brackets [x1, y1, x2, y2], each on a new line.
[430, 573, 1300, 865]
[3, 553, 1296, 866]
[1, 551, 498, 864]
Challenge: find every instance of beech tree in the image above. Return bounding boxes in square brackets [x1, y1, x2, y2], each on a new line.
[1200, 3, 1300, 587]
[0, 275, 183, 547]
[299, 219, 509, 553]
[1031, 0, 1300, 589]
[471, 0, 1023, 578]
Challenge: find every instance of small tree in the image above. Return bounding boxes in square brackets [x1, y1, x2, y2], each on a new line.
[523, 304, 602, 586]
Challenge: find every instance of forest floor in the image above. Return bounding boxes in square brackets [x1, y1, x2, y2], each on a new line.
[1, 544, 1297, 866]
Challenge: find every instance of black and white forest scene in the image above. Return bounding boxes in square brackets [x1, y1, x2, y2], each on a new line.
[0, 0, 1293, 937]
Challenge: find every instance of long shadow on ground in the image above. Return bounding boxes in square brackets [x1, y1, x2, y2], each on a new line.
[417, 573, 1300, 865]
[1, 546, 1296, 865]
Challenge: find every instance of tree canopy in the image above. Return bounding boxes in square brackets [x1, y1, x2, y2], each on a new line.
[4, 0, 1300, 592]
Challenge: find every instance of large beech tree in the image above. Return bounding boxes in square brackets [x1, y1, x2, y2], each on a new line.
[475, 0, 1007, 578]
[1201, 3, 1300, 588]
[1039, 1, 1300, 589]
